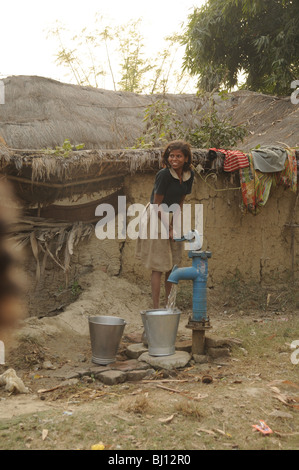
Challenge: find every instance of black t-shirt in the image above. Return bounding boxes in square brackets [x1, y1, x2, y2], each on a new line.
[150, 167, 194, 210]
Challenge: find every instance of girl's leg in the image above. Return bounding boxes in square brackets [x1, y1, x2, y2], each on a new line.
[164, 270, 172, 305]
[151, 271, 162, 308]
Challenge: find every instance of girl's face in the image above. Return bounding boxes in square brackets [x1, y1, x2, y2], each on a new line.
[168, 149, 188, 173]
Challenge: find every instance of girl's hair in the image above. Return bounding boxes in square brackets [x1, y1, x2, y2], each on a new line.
[161, 140, 192, 171]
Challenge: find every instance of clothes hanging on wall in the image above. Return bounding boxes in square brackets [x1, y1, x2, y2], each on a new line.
[239, 149, 297, 215]
[251, 146, 287, 173]
[209, 148, 249, 172]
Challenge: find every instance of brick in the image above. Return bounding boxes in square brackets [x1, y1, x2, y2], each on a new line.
[125, 343, 148, 359]
[126, 368, 155, 381]
[110, 359, 150, 371]
[96, 370, 127, 385]
[207, 347, 231, 359]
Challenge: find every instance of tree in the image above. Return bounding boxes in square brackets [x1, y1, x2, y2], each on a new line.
[115, 19, 153, 93]
[48, 18, 194, 94]
[182, 0, 299, 95]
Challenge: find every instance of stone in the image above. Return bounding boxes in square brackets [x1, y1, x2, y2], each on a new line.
[138, 351, 191, 370]
[59, 378, 79, 387]
[126, 343, 148, 359]
[207, 347, 231, 359]
[175, 340, 192, 352]
[110, 359, 150, 371]
[96, 370, 127, 385]
[126, 368, 155, 381]
[193, 354, 208, 364]
[48, 365, 83, 379]
[123, 333, 143, 344]
[205, 336, 242, 349]
[89, 365, 110, 375]
[42, 360, 56, 370]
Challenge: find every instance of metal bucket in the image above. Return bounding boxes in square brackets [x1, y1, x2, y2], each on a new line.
[141, 309, 181, 356]
[88, 315, 126, 365]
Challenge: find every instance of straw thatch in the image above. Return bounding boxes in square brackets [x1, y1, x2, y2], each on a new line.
[8, 215, 93, 285]
[0, 75, 203, 150]
[1, 75, 298, 151]
[0, 144, 220, 206]
[0, 75, 298, 208]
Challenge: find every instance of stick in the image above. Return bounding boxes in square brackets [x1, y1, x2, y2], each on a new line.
[155, 384, 200, 401]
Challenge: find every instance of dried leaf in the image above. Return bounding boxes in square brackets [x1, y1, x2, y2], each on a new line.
[196, 428, 216, 436]
[42, 429, 48, 441]
[158, 414, 174, 424]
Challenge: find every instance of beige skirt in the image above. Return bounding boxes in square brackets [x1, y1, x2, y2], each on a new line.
[135, 203, 183, 272]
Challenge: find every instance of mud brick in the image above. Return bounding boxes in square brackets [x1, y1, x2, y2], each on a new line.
[207, 347, 231, 358]
[110, 359, 150, 371]
[175, 340, 192, 352]
[96, 370, 127, 385]
[126, 368, 155, 381]
[125, 343, 148, 359]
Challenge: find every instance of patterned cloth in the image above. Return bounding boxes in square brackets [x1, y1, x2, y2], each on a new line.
[239, 149, 297, 215]
[210, 148, 249, 172]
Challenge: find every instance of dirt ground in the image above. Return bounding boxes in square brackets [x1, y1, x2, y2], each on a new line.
[0, 267, 299, 452]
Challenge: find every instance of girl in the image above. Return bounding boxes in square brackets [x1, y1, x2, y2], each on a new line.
[136, 140, 194, 309]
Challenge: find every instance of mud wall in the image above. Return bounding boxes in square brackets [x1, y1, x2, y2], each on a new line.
[23, 170, 298, 318]
[121, 171, 299, 286]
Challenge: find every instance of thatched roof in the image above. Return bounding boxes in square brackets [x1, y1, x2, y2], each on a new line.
[0, 75, 203, 150]
[0, 146, 218, 206]
[0, 75, 298, 151]
[0, 75, 298, 208]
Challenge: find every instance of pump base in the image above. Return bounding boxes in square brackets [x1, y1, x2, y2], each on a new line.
[186, 320, 211, 355]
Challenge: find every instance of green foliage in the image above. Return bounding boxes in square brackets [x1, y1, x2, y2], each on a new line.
[182, 0, 299, 96]
[134, 93, 248, 149]
[187, 98, 248, 148]
[71, 280, 82, 297]
[44, 139, 85, 158]
[116, 19, 153, 93]
[133, 99, 185, 148]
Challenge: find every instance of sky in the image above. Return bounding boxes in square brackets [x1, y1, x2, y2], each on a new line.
[0, 0, 206, 92]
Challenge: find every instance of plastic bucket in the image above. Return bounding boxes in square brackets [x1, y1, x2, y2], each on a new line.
[141, 309, 181, 356]
[88, 315, 126, 365]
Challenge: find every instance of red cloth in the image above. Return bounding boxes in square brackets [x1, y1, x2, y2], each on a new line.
[210, 148, 249, 172]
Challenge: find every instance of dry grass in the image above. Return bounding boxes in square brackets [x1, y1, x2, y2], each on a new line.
[121, 394, 151, 415]
[174, 400, 202, 419]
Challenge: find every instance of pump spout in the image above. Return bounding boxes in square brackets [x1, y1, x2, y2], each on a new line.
[167, 265, 199, 284]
